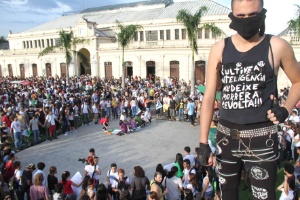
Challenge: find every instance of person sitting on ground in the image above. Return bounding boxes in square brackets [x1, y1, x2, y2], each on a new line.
[141, 112, 150, 124]
[117, 120, 128, 136]
[133, 114, 144, 127]
[128, 118, 137, 132]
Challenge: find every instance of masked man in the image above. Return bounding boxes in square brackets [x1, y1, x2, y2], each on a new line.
[199, 0, 300, 199]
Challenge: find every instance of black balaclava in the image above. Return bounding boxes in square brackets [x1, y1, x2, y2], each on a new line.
[228, 8, 267, 40]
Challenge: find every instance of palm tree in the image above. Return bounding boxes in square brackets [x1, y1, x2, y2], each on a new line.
[38, 30, 88, 83]
[116, 20, 142, 89]
[288, 4, 300, 36]
[0, 36, 7, 44]
[202, 23, 226, 41]
[177, 7, 225, 95]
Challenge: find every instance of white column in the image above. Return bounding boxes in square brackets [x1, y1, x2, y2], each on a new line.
[90, 52, 97, 77]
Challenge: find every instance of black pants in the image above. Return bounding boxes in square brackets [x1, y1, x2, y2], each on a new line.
[216, 121, 278, 200]
[283, 141, 292, 161]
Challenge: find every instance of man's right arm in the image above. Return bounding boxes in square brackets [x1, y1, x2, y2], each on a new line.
[199, 40, 224, 144]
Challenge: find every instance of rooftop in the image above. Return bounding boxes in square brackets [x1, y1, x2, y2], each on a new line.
[21, 0, 230, 34]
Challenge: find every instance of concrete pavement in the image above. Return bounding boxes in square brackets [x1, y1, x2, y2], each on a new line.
[17, 117, 200, 183]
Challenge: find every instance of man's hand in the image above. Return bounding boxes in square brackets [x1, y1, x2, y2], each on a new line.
[267, 105, 289, 124]
[198, 143, 212, 166]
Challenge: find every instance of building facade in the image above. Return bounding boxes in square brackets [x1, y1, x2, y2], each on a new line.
[0, 0, 299, 89]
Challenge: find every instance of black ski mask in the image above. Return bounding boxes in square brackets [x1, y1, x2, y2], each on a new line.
[228, 8, 267, 40]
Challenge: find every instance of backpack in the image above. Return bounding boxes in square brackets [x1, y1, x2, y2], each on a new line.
[8, 171, 19, 190]
[2, 163, 14, 183]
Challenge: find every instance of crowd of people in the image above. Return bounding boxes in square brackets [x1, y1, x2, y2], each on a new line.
[0, 74, 299, 200]
[0, 144, 220, 200]
[0, 74, 205, 147]
[0, 75, 212, 200]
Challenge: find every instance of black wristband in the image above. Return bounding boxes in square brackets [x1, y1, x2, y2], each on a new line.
[198, 142, 212, 166]
[271, 105, 289, 123]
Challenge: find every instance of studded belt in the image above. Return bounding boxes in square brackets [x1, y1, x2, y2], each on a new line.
[217, 123, 277, 139]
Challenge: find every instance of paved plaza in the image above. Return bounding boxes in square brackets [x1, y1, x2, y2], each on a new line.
[17, 118, 199, 183]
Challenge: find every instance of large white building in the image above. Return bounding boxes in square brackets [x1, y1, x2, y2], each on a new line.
[0, 0, 299, 88]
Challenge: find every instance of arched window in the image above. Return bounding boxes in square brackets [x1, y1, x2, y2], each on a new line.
[170, 61, 179, 79]
[195, 60, 206, 85]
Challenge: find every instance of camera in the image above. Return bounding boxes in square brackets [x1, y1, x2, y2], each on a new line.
[78, 158, 86, 164]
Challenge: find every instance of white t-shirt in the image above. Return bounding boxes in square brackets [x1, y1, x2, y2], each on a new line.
[15, 169, 23, 185]
[279, 188, 294, 200]
[73, 106, 79, 116]
[286, 129, 294, 143]
[202, 176, 213, 193]
[186, 183, 196, 196]
[46, 114, 56, 126]
[131, 100, 137, 107]
[92, 105, 98, 114]
[289, 115, 300, 124]
[11, 121, 22, 133]
[162, 176, 182, 200]
[107, 170, 118, 184]
[82, 103, 89, 114]
[182, 168, 196, 188]
[294, 134, 300, 147]
[120, 114, 126, 121]
[84, 164, 100, 180]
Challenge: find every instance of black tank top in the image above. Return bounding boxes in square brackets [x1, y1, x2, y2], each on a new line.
[219, 34, 276, 124]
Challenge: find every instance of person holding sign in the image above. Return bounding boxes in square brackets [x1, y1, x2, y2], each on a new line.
[199, 0, 300, 199]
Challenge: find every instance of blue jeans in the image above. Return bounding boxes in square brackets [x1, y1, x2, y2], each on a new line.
[106, 107, 112, 118]
[14, 132, 22, 150]
[131, 106, 137, 117]
[16, 185, 24, 200]
[33, 129, 40, 144]
[188, 114, 194, 125]
[178, 108, 184, 121]
[124, 107, 129, 116]
[83, 113, 89, 125]
[112, 107, 118, 119]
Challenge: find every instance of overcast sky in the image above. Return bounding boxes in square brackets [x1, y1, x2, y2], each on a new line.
[0, 0, 299, 37]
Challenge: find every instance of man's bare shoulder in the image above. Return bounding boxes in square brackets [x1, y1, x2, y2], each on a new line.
[209, 39, 226, 59]
[211, 39, 226, 51]
[270, 35, 291, 49]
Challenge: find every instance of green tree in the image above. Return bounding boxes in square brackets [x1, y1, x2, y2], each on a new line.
[116, 20, 142, 89]
[177, 8, 225, 95]
[288, 4, 300, 36]
[203, 23, 226, 41]
[38, 30, 88, 83]
[0, 36, 7, 44]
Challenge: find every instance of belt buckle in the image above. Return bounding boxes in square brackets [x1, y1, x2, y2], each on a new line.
[231, 129, 240, 139]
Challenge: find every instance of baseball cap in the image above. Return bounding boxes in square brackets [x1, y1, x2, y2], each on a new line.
[27, 163, 36, 170]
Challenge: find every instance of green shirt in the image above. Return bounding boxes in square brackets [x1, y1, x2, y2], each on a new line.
[174, 162, 184, 178]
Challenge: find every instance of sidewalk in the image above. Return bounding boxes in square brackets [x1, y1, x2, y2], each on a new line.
[17, 117, 200, 183]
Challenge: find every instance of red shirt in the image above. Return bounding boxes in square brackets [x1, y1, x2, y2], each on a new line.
[60, 180, 73, 194]
[2, 115, 11, 127]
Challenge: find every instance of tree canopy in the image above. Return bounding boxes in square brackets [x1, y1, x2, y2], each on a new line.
[288, 4, 300, 36]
